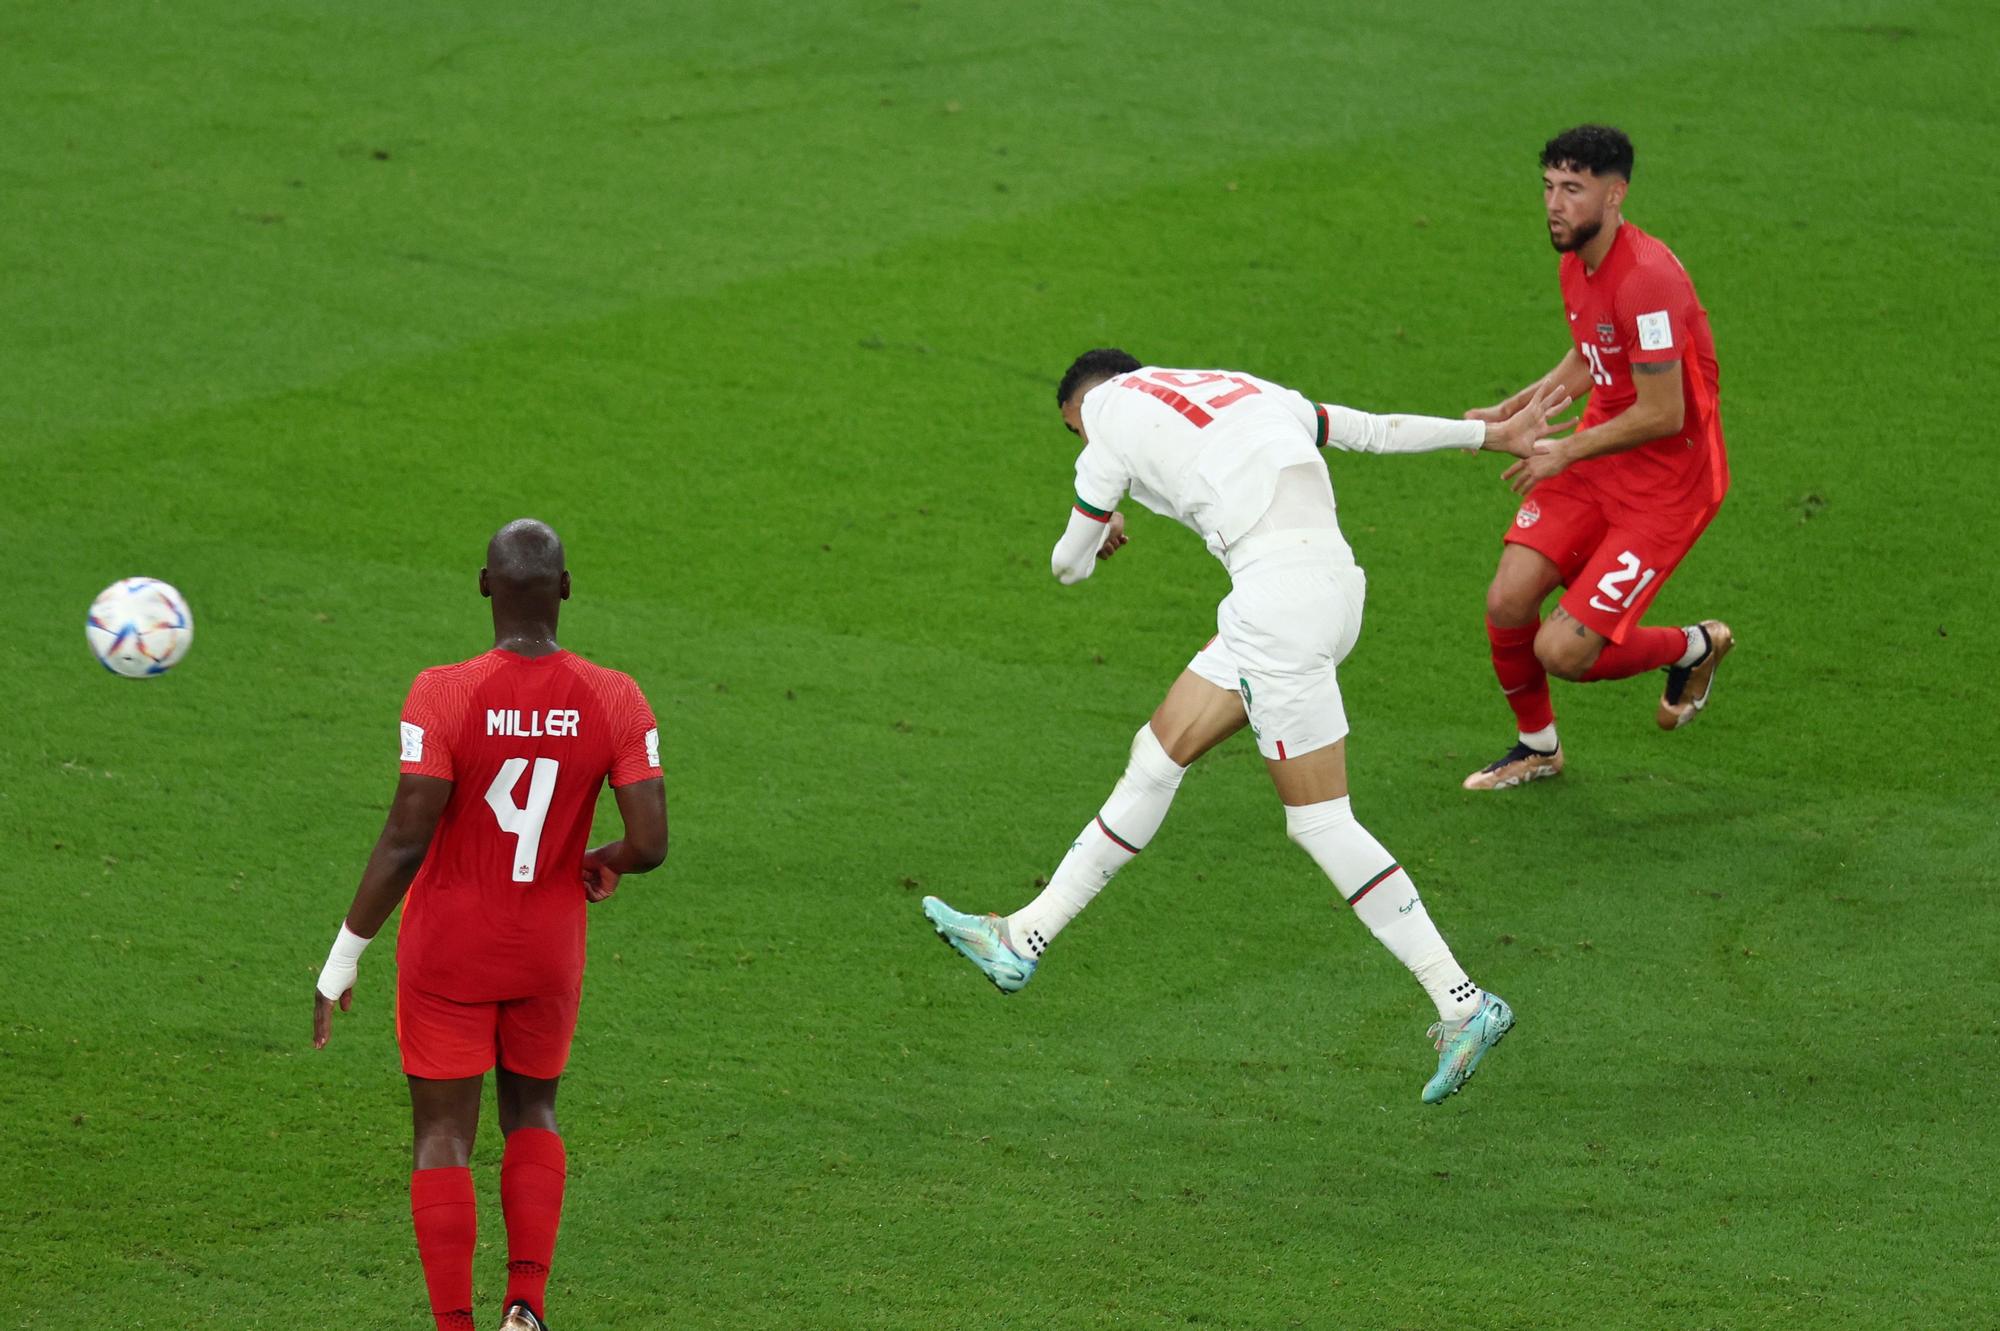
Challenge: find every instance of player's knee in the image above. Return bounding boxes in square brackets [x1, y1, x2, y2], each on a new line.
[1284, 794, 1351, 848]
[1535, 626, 1598, 681]
[1135, 723, 1193, 780]
[1484, 575, 1538, 627]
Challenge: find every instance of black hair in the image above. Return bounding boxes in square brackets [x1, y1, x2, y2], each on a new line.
[1056, 348, 1141, 408]
[1541, 125, 1634, 181]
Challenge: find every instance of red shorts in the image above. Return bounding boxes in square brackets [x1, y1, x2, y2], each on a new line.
[396, 976, 580, 1081]
[1502, 468, 1718, 643]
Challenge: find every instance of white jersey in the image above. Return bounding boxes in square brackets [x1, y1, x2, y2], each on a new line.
[1053, 366, 1486, 585]
[1072, 368, 1322, 561]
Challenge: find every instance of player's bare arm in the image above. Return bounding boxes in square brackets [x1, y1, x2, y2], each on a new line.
[580, 776, 669, 903]
[312, 773, 453, 1048]
[1503, 359, 1682, 495]
[1466, 348, 1591, 424]
[1479, 381, 1574, 459]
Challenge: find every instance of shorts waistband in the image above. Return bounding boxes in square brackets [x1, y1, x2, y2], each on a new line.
[1224, 527, 1357, 577]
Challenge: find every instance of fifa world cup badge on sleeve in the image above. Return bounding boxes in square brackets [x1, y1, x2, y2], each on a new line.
[645, 728, 661, 769]
[1637, 310, 1674, 351]
[400, 722, 425, 762]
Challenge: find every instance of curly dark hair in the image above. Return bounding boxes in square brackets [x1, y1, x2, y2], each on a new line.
[1056, 348, 1141, 408]
[1541, 125, 1634, 181]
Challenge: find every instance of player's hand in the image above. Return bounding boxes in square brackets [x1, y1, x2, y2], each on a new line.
[1503, 440, 1571, 495]
[312, 986, 352, 1049]
[1487, 381, 1574, 459]
[582, 852, 622, 903]
[1096, 511, 1128, 561]
[1463, 403, 1510, 425]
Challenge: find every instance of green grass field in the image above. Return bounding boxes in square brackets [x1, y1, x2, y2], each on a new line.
[6, 2, 1998, 1326]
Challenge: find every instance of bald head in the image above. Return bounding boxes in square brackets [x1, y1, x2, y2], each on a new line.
[486, 518, 565, 586]
[480, 518, 570, 643]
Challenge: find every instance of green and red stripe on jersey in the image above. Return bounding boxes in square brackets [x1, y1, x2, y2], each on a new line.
[1073, 495, 1112, 523]
[1345, 862, 1402, 905]
[1314, 404, 1330, 449]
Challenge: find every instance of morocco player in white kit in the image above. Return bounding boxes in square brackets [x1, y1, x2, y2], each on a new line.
[923, 350, 1569, 1102]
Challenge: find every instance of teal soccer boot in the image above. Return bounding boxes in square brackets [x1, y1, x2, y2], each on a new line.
[922, 896, 1036, 994]
[1422, 992, 1514, 1104]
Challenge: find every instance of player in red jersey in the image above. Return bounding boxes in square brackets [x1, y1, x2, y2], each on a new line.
[311, 519, 668, 1331]
[1461, 125, 1736, 790]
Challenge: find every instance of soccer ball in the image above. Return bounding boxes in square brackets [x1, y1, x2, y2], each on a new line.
[86, 578, 195, 678]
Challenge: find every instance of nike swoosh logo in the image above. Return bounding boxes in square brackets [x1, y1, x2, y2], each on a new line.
[1588, 596, 1623, 614]
[1398, 898, 1417, 914]
[1502, 684, 1531, 695]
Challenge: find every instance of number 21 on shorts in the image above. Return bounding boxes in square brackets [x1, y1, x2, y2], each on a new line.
[486, 757, 559, 881]
[1589, 550, 1657, 615]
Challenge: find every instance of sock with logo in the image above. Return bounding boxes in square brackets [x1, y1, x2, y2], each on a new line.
[1006, 724, 1185, 957]
[501, 1127, 566, 1324]
[1580, 624, 1689, 682]
[1284, 797, 1481, 1023]
[1487, 618, 1554, 735]
[410, 1167, 478, 1331]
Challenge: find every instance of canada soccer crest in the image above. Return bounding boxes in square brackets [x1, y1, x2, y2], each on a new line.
[1515, 500, 1541, 529]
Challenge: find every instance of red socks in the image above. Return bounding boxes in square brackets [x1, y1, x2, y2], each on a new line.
[1581, 624, 1685, 682]
[410, 1167, 478, 1331]
[411, 1132, 566, 1327]
[1486, 619, 1554, 733]
[502, 1128, 568, 1320]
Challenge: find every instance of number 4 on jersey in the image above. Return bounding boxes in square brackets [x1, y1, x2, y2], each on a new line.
[486, 757, 559, 882]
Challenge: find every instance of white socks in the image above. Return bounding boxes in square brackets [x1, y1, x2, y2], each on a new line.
[1518, 724, 1559, 754]
[1283, 797, 1481, 1023]
[1007, 724, 1185, 957]
[1675, 624, 1710, 668]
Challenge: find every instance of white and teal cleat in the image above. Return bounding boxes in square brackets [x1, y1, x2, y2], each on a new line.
[1422, 992, 1515, 1105]
[921, 895, 1037, 994]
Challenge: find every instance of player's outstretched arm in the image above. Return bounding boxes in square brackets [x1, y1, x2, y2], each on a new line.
[312, 773, 452, 1049]
[582, 777, 668, 903]
[1319, 381, 1569, 458]
[1465, 349, 1591, 423]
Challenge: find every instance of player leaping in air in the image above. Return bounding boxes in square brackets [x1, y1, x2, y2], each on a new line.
[923, 350, 1568, 1104]
[1461, 124, 1734, 791]
[312, 519, 669, 1331]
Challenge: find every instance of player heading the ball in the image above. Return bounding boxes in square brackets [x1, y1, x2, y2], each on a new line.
[925, 351, 1570, 1103]
[312, 518, 669, 1331]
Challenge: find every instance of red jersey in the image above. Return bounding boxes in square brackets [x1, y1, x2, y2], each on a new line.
[394, 649, 660, 1001]
[1559, 221, 1729, 515]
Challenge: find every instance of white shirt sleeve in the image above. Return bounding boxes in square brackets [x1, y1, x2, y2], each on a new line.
[1051, 506, 1107, 585]
[1316, 403, 1486, 455]
[1073, 435, 1127, 514]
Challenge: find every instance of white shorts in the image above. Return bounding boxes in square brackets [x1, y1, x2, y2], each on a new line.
[1186, 535, 1366, 761]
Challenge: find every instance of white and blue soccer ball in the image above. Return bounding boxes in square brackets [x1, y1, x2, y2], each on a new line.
[86, 578, 194, 678]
